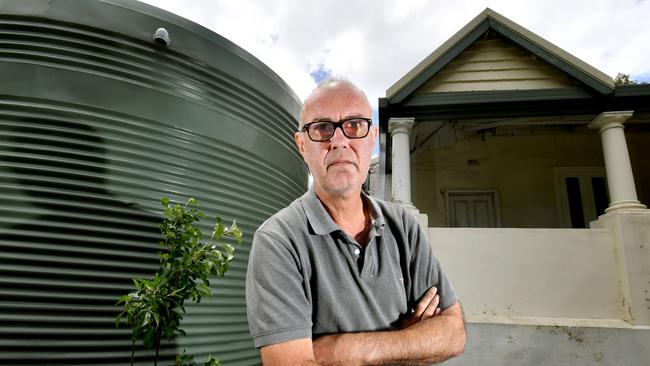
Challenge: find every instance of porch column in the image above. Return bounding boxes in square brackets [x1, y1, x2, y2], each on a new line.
[588, 111, 647, 212]
[388, 117, 415, 209]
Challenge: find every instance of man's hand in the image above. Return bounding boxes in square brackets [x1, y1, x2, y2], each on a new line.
[399, 286, 442, 329]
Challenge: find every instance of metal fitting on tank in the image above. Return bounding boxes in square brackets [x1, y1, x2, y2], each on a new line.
[152, 27, 171, 47]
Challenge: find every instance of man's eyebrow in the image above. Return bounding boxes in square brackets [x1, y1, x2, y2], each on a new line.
[310, 117, 333, 122]
[310, 114, 367, 122]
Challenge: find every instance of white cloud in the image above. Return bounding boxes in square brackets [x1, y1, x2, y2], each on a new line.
[140, 0, 650, 107]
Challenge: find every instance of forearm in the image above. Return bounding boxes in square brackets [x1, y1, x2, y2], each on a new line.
[364, 312, 465, 365]
[314, 303, 466, 365]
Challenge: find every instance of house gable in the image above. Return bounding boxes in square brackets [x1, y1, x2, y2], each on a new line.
[414, 31, 579, 94]
[387, 8, 615, 104]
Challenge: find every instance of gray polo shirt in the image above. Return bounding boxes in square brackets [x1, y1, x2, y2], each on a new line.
[245, 189, 457, 348]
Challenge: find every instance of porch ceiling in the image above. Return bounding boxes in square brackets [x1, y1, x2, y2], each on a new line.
[379, 85, 650, 174]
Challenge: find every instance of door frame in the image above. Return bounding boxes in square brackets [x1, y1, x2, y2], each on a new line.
[553, 167, 608, 228]
[444, 189, 502, 228]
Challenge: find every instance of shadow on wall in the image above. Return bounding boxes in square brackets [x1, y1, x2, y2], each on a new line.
[0, 119, 172, 364]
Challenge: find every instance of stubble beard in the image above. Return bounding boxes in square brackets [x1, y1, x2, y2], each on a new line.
[313, 164, 368, 197]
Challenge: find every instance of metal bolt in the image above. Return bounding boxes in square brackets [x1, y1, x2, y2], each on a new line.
[153, 27, 171, 47]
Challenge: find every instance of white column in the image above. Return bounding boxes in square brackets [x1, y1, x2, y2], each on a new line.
[389, 117, 415, 210]
[588, 111, 646, 212]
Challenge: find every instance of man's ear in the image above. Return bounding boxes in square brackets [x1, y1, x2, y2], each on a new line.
[295, 131, 306, 156]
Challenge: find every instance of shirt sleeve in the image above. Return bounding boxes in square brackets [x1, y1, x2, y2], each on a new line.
[245, 229, 312, 348]
[406, 213, 458, 311]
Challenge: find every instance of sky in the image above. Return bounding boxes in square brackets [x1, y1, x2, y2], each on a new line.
[139, 0, 650, 147]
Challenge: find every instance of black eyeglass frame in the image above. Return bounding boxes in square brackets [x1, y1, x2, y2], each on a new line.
[300, 117, 373, 142]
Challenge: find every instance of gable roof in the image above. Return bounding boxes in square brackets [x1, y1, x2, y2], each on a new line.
[386, 8, 615, 104]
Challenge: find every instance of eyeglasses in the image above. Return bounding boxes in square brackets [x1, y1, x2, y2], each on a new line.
[300, 117, 372, 142]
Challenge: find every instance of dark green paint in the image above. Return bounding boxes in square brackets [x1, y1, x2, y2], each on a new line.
[403, 88, 598, 107]
[0, 1, 307, 365]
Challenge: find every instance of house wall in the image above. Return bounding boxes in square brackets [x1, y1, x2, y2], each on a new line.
[411, 125, 605, 228]
[414, 35, 577, 94]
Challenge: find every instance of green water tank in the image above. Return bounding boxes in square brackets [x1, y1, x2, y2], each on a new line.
[0, 1, 307, 365]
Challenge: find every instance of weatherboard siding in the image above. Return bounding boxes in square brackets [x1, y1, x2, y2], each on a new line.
[414, 38, 577, 93]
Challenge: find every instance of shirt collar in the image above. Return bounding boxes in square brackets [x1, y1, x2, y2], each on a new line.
[301, 187, 385, 236]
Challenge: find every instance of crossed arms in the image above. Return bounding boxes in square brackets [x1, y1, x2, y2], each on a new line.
[260, 287, 466, 365]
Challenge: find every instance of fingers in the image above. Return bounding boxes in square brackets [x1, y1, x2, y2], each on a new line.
[413, 287, 438, 318]
[421, 294, 440, 320]
[399, 287, 444, 329]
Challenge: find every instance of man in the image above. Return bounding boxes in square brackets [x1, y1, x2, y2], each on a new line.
[246, 77, 465, 365]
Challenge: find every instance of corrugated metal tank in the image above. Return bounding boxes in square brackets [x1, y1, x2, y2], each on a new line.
[0, 1, 307, 365]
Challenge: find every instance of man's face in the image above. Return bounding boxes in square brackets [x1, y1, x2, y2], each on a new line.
[295, 84, 377, 197]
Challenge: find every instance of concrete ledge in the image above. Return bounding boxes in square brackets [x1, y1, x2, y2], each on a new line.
[445, 322, 650, 366]
[466, 316, 650, 330]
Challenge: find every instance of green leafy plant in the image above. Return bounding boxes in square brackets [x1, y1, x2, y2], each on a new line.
[116, 197, 242, 366]
[175, 350, 221, 366]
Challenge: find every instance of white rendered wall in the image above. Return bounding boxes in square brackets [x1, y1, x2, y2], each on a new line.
[428, 228, 624, 323]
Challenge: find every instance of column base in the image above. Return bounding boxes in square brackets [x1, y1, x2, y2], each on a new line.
[393, 200, 418, 212]
[393, 201, 430, 229]
[604, 200, 647, 213]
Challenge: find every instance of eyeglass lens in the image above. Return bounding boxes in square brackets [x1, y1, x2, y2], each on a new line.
[307, 119, 369, 141]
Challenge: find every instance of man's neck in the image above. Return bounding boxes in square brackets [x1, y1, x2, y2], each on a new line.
[314, 185, 370, 245]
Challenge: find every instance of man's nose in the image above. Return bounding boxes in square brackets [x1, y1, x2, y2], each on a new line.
[329, 125, 349, 148]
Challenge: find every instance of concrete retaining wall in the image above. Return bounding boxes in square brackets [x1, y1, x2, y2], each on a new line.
[445, 322, 650, 366]
[428, 228, 624, 321]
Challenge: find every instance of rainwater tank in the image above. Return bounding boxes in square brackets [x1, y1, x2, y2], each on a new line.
[0, 1, 307, 365]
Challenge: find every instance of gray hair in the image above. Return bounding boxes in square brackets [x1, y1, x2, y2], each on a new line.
[299, 76, 370, 127]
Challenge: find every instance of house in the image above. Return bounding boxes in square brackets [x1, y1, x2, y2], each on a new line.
[376, 8, 650, 365]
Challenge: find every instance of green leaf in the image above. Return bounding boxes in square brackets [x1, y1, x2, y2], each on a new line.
[223, 244, 234, 260]
[228, 220, 238, 232]
[197, 283, 211, 297]
[212, 217, 225, 240]
[151, 311, 160, 326]
[187, 197, 198, 206]
[143, 328, 155, 348]
[234, 227, 242, 245]
[203, 355, 221, 366]
[175, 350, 195, 366]
[162, 197, 170, 206]
[114, 311, 126, 327]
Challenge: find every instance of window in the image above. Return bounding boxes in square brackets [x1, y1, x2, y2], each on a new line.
[554, 167, 609, 228]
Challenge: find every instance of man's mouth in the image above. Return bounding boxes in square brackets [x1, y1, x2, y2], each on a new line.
[327, 159, 355, 169]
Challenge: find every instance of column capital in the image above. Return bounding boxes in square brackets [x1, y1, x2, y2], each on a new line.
[588, 111, 634, 133]
[388, 117, 415, 136]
